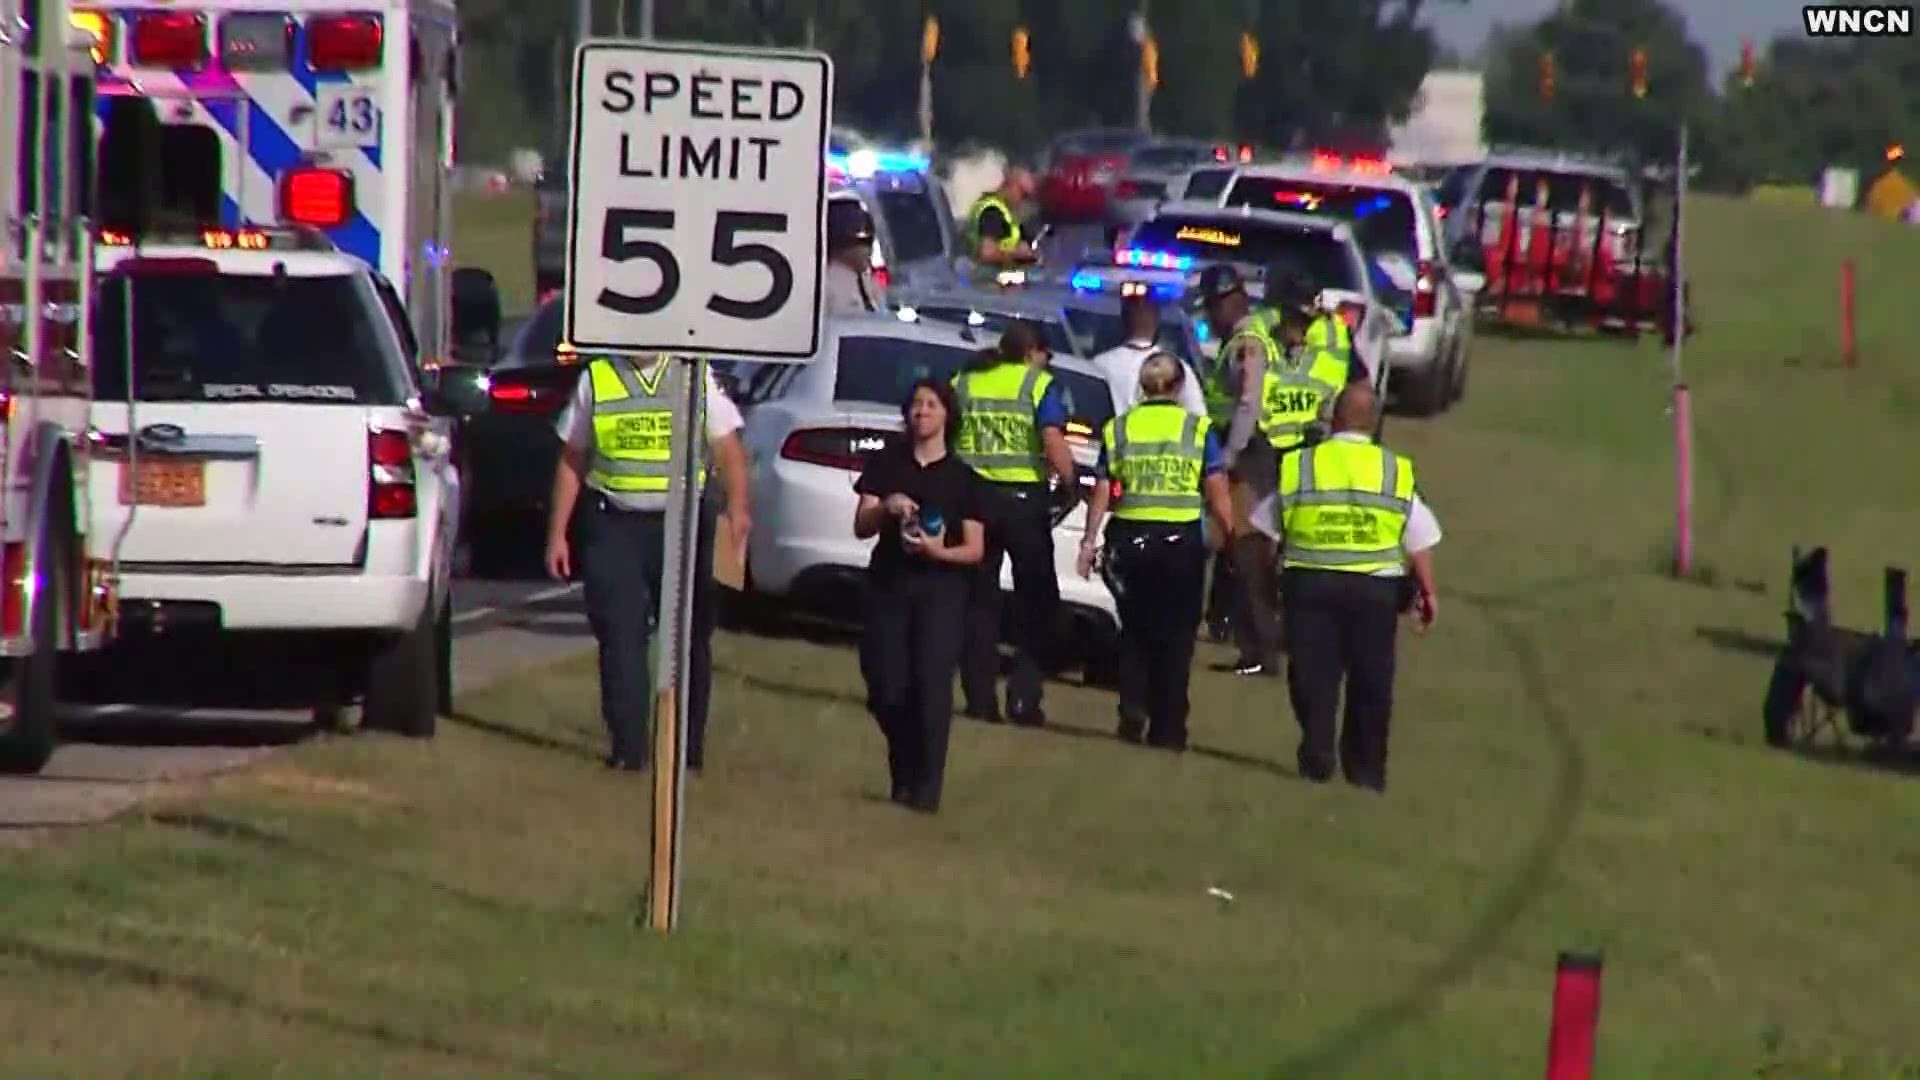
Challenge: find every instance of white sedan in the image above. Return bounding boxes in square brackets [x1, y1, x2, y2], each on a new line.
[733, 313, 1123, 674]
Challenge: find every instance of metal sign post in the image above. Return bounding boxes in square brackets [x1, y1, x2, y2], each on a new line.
[1670, 122, 1692, 579]
[563, 40, 831, 932]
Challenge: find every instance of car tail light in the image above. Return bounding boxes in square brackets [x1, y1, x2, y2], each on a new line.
[780, 427, 889, 471]
[1112, 179, 1139, 199]
[1413, 259, 1436, 318]
[872, 265, 890, 292]
[1237, 144, 1254, 163]
[367, 428, 416, 519]
[1337, 302, 1365, 330]
[487, 378, 566, 416]
[279, 167, 353, 227]
[70, 9, 114, 65]
[130, 11, 207, 69]
[307, 14, 382, 71]
[1213, 146, 1229, 162]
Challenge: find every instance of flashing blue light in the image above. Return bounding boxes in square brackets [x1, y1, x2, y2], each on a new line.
[1071, 270, 1103, 291]
[1115, 248, 1195, 271]
[827, 148, 931, 179]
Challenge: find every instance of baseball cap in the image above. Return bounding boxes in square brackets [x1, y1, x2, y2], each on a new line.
[1266, 267, 1319, 313]
[827, 200, 875, 247]
[1196, 264, 1247, 302]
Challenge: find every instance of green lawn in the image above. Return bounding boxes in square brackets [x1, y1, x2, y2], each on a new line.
[2, 194, 1918, 1078]
[453, 190, 536, 315]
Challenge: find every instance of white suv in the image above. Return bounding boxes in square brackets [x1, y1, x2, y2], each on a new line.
[1203, 153, 1474, 414]
[84, 228, 459, 736]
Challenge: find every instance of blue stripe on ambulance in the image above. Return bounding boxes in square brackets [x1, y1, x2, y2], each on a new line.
[197, 95, 382, 265]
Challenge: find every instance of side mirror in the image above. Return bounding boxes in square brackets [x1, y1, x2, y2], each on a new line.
[451, 266, 502, 354]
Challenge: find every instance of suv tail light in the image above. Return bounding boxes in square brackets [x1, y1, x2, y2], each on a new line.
[130, 11, 207, 69]
[780, 426, 890, 471]
[872, 265, 890, 292]
[307, 14, 383, 71]
[1336, 302, 1365, 330]
[367, 429, 416, 519]
[1413, 259, 1436, 318]
[279, 168, 353, 227]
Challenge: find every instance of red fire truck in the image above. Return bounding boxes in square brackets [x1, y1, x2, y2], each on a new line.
[0, 0, 118, 773]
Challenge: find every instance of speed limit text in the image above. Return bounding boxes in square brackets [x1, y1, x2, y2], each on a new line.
[601, 69, 807, 183]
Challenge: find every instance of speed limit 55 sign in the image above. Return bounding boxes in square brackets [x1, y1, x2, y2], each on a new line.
[563, 41, 833, 361]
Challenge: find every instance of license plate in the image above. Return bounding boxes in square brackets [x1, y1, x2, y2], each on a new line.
[118, 458, 206, 507]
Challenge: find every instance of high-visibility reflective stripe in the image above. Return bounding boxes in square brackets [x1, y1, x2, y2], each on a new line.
[1111, 407, 1205, 522]
[1297, 445, 1404, 499]
[1280, 442, 1414, 573]
[1283, 545, 1404, 566]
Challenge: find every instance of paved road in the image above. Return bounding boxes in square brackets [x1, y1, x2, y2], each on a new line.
[0, 569, 591, 839]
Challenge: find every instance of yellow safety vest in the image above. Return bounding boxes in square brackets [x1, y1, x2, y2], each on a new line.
[1105, 401, 1210, 524]
[1207, 309, 1349, 450]
[1277, 439, 1416, 574]
[952, 360, 1052, 484]
[967, 193, 1023, 254]
[586, 356, 675, 508]
[1306, 312, 1351, 356]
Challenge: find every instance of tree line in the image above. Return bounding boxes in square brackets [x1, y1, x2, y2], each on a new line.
[457, 0, 1912, 194]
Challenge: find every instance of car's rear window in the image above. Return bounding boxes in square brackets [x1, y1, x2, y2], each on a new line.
[908, 308, 1077, 355]
[1223, 178, 1419, 259]
[93, 272, 407, 404]
[1472, 167, 1637, 217]
[1062, 306, 1194, 363]
[832, 337, 975, 406]
[1127, 216, 1358, 291]
[874, 190, 946, 263]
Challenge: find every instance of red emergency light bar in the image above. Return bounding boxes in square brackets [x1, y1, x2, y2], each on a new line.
[99, 227, 273, 250]
[130, 10, 208, 70]
[308, 14, 383, 71]
[1309, 151, 1391, 176]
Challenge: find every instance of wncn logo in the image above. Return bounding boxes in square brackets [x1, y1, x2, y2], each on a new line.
[1803, 4, 1914, 35]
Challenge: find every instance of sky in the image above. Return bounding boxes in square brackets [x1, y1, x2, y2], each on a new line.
[1422, 0, 1811, 77]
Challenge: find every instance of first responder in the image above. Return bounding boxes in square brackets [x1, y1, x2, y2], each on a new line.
[1076, 353, 1233, 750]
[953, 321, 1081, 726]
[1198, 266, 1367, 676]
[1088, 291, 1208, 417]
[1275, 383, 1440, 793]
[967, 166, 1039, 269]
[825, 198, 882, 314]
[545, 355, 751, 772]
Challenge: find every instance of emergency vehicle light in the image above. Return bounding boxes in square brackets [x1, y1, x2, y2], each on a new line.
[1309, 151, 1391, 176]
[220, 12, 294, 71]
[99, 227, 275, 250]
[130, 11, 208, 70]
[70, 10, 114, 65]
[1116, 248, 1194, 271]
[826, 148, 929, 180]
[307, 13, 382, 71]
[279, 167, 354, 228]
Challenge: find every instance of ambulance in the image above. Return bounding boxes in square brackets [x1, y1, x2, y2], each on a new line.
[72, 0, 469, 363]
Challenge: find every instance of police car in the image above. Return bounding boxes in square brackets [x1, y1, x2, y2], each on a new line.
[827, 144, 965, 292]
[732, 313, 1124, 681]
[82, 227, 460, 736]
[1079, 201, 1397, 393]
[1206, 152, 1473, 414]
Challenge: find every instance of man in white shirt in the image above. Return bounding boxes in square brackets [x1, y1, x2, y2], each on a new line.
[1087, 293, 1208, 417]
[545, 356, 751, 773]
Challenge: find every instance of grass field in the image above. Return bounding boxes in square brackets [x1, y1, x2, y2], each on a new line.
[2, 194, 1918, 1078]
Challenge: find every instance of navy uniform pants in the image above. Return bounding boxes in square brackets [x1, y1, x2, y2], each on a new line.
[961, 481, 1060, 722]
[577, 492, 717, 768]
[860, 568, 969, 809]
[1280, 568, 1402, 790]
[1103, 519, 1207, 748]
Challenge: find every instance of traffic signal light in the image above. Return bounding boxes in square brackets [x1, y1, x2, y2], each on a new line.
[922, 15, 938, 65]
[1012, 26, 1030, 78]
[1142, 34, 1159, 91]
[1740, 38, 1755, 87]
[1240, 31, 1258, 79]
[1538, 51, 1554, 101]
[1630, 48, 1648, 98]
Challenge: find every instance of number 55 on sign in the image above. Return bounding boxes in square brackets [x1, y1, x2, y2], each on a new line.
[563, 41, 833, 362]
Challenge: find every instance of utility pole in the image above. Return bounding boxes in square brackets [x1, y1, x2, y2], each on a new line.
[1130, 4, 1151, 134]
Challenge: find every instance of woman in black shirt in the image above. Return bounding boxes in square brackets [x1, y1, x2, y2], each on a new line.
[853, 378, 987, 813]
